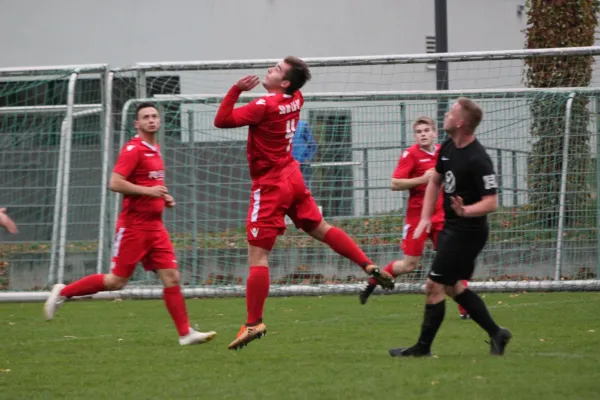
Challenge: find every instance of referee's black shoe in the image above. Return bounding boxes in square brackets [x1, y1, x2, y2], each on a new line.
[488, 327, 512, 355]
[389, 344, 431, 357]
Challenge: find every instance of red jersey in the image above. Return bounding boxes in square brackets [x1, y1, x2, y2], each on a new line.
[214, 85, 304, 180]
[393, 143, 444, 223]
[113, 136, 166, 230]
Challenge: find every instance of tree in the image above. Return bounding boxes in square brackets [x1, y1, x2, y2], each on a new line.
[524, 0, 598, 229]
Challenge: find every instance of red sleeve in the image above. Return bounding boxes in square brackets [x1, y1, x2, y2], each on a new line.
[214, 86, 266, 128]
[113, 144, 140, 179]
[392, 150, 415, 179]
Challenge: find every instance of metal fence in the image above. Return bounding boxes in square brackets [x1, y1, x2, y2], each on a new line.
[1, 47, 600, 300]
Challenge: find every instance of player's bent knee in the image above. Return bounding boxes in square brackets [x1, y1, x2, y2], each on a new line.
[424, 278, 446, 303]
[402, 257, 420, 272]
[424, 278, 444, 295]
[306, 219, 330, 241]
[157, 268, 180, 287]
[104, 273, 128, 290]
[444, 286, 457, 298]
[445, 280, 465, 299]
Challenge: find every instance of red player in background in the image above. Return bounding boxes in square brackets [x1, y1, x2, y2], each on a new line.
[44, 103, 217, 346]
[214, 56, 395, 350]
[359, 117, 469, 318]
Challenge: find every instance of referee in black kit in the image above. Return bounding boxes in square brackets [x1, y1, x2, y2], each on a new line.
[389, 97, 511, 357]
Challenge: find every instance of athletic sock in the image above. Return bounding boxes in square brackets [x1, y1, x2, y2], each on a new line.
[60, 274, 105, 298]
[417, 300, 446, 352]
[323, 227, 372, 268]
[454, 289, 500, 336]
[246, 266, 270, 326]
[163, 285, 190, 337]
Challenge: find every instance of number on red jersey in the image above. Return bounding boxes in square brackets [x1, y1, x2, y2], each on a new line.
[285, 118, 297, 152]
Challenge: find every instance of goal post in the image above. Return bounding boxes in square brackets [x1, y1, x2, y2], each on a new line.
[92, 85, 599, 299]
[102, 45, 600, 299]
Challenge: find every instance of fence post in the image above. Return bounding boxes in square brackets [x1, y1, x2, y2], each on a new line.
[512, 151, 518, 206]
[48, 124, 67, 285]
[554, 92, 576, 281]
[188, 109, 199, 284]
[400, 103, 408, 211]
[57, 71, 80, 284]
[496, 149, 503, 207]
[97, 70, 114, 274]
[363, 148, 369, 216]
[596, 97, 600, 279]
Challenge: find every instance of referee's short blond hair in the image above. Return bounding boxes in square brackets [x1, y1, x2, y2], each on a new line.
[457, 97, 483, 132]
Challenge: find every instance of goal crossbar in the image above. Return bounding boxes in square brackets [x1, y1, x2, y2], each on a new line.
[97, 88, 600, 299]
[117, 46, 600, 72]
[145, 86, 600, 105]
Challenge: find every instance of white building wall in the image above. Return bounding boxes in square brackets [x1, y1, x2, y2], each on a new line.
[1, 0, 529, 68]
[2, 0, 597, 216]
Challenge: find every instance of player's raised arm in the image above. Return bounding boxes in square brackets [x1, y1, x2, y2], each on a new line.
[214, 75, 266, 128]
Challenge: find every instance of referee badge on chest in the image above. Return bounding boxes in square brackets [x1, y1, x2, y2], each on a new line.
[444, 171, 456, 193]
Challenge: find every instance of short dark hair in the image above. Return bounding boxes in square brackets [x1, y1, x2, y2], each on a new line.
[283, 56, 311, 95]
[457, 97, 483, 132]
[135, 102, 158, 120]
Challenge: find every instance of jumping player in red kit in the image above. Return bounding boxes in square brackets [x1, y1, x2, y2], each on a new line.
[359, 117, 469, 318]
[214, 56, 395, 350]
[44, 103, 216, 346]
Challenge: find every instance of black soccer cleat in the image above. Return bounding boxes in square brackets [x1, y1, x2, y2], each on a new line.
[488, 327, 512, 355]
[460, 313, 471, 320]
[389, 344, 432, 358]
[359, 283, 376, 305]
[369, 267, 395, 290]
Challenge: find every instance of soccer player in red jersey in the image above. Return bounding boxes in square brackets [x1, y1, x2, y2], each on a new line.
[214, 56, 394, 350]
[0, 208, 18, 234]
[359, 117, 469, 317]
[44, 103, 216, 346]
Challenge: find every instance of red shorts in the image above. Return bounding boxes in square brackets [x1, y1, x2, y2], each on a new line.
[247, 167, 323, 243]
[110, 226, 177, 278]
[401, 221, 444, 257]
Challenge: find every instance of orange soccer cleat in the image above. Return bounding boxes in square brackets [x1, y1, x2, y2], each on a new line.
[228, 323, 267, 350]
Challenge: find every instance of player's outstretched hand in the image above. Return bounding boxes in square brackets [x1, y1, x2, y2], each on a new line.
[164, 194, 176, 208]
[451, 196, 466, 217]
[145, 186, 169, 198]
[236, 75, 260, 91]
[0, 208, 18, 234]
[413, 219, 431, 239]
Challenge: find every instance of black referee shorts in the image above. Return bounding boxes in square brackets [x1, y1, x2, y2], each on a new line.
[428, 226, 489, 286]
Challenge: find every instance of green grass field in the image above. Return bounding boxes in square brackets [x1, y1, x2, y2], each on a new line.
[1, 292, 599, 400]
